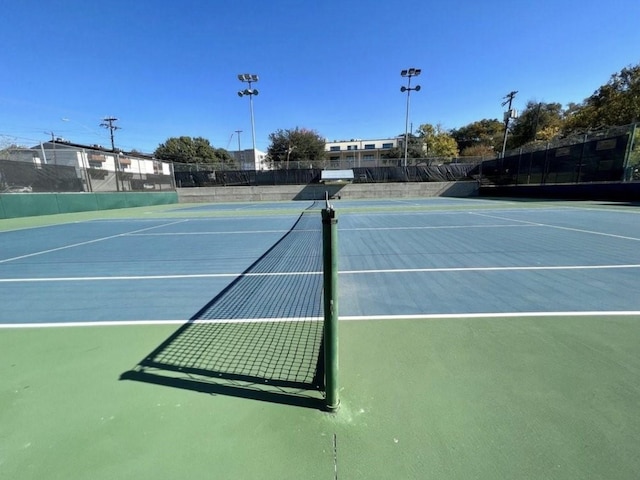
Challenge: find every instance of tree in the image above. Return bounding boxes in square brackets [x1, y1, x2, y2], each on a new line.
[381, 134, 424, 163]
[508, 101, 564, 149]
[460, 144, 496, 158]
[266, 128, 326, 169]
[563, 63, 640, 134]
[154, 136, 234, 166]
[417, 124, 459, 159]
[450, 119, 504, 155]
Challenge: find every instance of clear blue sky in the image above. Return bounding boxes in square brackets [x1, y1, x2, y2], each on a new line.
[1, 0, 639, 154]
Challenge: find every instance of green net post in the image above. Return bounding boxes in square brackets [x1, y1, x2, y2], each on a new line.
[322, 197, 339, 411]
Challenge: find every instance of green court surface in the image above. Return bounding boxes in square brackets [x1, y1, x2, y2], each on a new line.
[2, 315, 640, 479]
[2, 198, 640, 479]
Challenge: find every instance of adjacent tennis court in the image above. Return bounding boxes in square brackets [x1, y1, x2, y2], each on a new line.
[2, 197, 639, 479]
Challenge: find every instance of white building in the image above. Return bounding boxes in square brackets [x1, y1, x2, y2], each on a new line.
[1, 140, 173, 192]
[231, 148, 269, 170]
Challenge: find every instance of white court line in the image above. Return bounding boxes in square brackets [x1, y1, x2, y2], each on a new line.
[470, 211, 640, 242]
[340, 264, 640, 275]
[132, 224, 535, 235]
[1, 263, 639, 283]
[0, 219, 189, 265]
[342, 224, 536, 231]
[2, 311, 639, 329]
[0, 317, 323, 329]
[340, 207, 553, 217]
[0, 271, 322, 282]
[129, 229, 322, 236]
[340, 311, 640, 321]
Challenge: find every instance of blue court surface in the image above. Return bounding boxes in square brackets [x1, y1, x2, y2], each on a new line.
[1, 198, 639, 325]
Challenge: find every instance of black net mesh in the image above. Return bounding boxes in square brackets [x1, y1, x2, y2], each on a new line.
[122, 203, 327, 404]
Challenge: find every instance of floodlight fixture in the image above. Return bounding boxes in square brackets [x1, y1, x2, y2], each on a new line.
[238, 73, 259, 83]
[401, 68, 421, 78]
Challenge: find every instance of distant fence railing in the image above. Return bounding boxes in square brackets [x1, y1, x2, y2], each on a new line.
[0, 146, 175, 193]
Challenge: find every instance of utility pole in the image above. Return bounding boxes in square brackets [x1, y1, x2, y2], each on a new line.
[100, 116, 120, 152]
[235, 130, 242, 152]
[501, 91, 518, 158]
[100, 116, 121, 191]
[44, 131, 58, 167]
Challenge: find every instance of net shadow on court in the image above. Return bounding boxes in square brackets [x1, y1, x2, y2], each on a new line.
[121, 206, 327, 410]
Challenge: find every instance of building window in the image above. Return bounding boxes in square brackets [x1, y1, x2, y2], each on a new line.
[382, 143, 394, 149]
[330, 158, 340, 167]
[364, 144, 375, 150]
[329, 146, 341, 151]
[363, 154, 375, 161]
[347, 145, 358, 150]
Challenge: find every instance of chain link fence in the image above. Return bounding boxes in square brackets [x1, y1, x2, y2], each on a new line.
[474, 123, 639, 185]
[173, 161, 477, 187]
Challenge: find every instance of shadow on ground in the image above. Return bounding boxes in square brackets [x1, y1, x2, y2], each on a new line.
[121, 204, 328, 410]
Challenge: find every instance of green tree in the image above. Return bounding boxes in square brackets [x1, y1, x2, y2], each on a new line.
[450, 119, 503, 155]
[266, 128, 326, 169]
[381, 134, 424, 163]
[563, 63, 640, 134]
[508, 101, 564, 149]
[417, 124, 459, 159]
[460, 144, 496, 158]
[154, 136, 234, 166]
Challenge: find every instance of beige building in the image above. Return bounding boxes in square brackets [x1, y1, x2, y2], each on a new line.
[325, 137, 401, 168]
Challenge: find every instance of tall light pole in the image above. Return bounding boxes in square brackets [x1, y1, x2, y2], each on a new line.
[400, 68, 421, 168]
[237, 74, 259, 167]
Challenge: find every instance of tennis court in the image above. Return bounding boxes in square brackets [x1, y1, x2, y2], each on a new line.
[2, 197, 639, 479]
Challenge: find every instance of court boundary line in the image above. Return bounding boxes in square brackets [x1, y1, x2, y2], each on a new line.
[471, 212, 640, 242]
[129, 229, 314, 236]
[127, 224, 540, 236]
[2, 311, 639, 329]
[2, 263, 639, 283]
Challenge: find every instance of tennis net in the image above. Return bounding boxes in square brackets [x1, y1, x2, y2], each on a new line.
[122, 202, 327, 405]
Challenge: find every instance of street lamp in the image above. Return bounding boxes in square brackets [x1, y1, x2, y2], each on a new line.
[400, 68, 421, 168]
[237, 74, 259, 167]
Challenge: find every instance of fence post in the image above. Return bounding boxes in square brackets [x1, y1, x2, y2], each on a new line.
[623, 123, 637, 181]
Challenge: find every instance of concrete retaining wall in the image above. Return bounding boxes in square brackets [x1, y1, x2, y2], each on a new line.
[177, 181, 479, 203]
